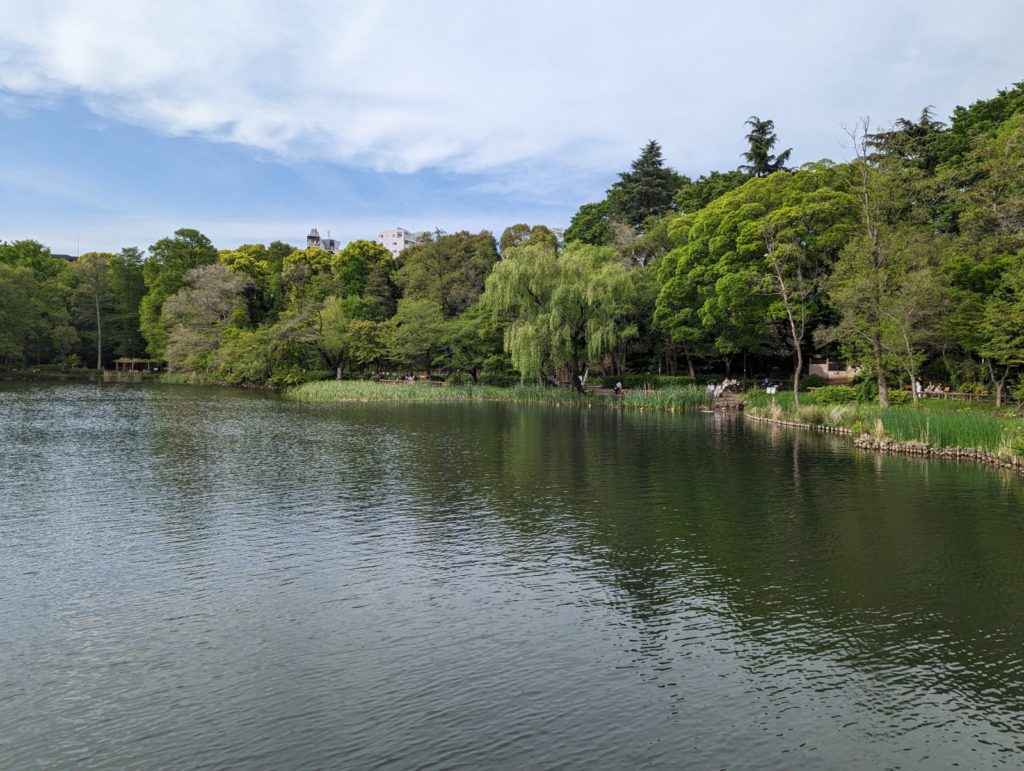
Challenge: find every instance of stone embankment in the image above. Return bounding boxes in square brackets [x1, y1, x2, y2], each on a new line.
[744, 414, 851, 434]
[853, 436, 1023, 472]
[745, 412, 1023, 474]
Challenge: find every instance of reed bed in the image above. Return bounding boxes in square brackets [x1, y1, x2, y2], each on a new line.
[287, 380, 712, 412]
[870, 408, 1007, 452]
[746, 390, 1017, 456]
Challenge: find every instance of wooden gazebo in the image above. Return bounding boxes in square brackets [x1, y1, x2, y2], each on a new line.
[112, 358, 162, 373]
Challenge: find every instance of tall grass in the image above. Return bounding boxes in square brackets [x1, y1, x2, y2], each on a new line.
[287, 380, 712, 412]
[746, 388, 1016, 455]
[622, 385, 712, 410]
[871, 408, 1007, 451]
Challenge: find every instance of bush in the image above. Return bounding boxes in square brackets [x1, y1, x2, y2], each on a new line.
[480, 354, 518, 387]
[812, 385, 859, 405]
[802, 373, 828, 389]
[268, 368, 331, 388]
[887, 390, 913, 406]
[854, 376, 879, 402]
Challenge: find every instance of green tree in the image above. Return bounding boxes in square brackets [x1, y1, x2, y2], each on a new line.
[333, 240, 392, 298]
[396, 231, 499, 317]
[978, 261, 1024, 405]
[656, 166, 856, 380]
[72, 252, 113, 369]
[740, 116, 792, 177]
[106, 248, 147, 358]
[608, 140, 682, 230]
[564, 200, 612, 245]
[140, 229, 218, 357]
[0, 263, 37, 367]
[161, 263, 249, 374]
[485, 242, 635, 388]
[673, 170, 749, 214]
[388, 298, 448, 376]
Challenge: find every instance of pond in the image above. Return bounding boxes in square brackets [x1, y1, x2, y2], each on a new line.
[1, 382, 1022, 768]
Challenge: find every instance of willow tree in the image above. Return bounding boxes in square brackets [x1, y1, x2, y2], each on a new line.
[484, 242, 635, 389]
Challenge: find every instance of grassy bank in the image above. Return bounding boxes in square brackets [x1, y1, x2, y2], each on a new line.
[287, 380, 712, 411]
[745, 389, 1021, 458]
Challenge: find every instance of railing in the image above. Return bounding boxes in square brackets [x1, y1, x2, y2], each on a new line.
[378, 379, 447, 387]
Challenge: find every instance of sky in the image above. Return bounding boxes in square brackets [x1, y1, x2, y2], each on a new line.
[0, 1, 1022, 255]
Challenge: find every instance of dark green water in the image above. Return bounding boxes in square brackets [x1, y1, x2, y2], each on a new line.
[2, 382, 1023, 768]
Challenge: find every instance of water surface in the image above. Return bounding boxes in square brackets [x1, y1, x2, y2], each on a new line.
[1, 382, 1023, 768]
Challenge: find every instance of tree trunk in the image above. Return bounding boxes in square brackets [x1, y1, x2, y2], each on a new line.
[873, 333, 890, 407]
[94, 293, 103, 371]
[683, 342, 695, 379]
[997, 365, 1012, 408]
[792, 346, 803, 409]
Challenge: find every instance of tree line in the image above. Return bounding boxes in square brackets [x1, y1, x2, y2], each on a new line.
[2, 82, 1022, 403]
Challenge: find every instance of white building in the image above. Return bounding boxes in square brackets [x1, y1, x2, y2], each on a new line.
[306, 228, 339, 254]
[378, 226, 421, 259]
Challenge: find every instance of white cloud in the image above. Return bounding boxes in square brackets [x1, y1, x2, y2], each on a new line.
[1, 0, 1022, 181]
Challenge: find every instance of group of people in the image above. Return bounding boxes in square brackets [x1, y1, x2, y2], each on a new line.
[914, 381, 949, 394]
[707, 378, 741, 399]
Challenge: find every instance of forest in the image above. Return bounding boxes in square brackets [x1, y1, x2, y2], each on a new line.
[2, 81, 1023, 406]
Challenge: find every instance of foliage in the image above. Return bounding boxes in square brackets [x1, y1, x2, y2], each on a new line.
[607, 140, 682, 230]
[740, 116, 792, 177]
[812, 385, 859, 404]
[396, 231, 498, 317]
[486, 242, 636, 385]
[141, 228, 219, 357]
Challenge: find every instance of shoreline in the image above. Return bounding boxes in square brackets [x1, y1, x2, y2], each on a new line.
[744, 411, 1024, 475]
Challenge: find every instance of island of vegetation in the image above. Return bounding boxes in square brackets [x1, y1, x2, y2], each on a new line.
[4, 83, 1024, 467]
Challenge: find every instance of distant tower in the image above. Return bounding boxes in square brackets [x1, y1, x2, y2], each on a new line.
[307, 228, 321, 249]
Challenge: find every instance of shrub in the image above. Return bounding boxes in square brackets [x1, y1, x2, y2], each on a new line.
[480, 354, 518, 387]
[854, 376, 879, 402]
[802, 373, 828, 389]
[812, 385, 859, 405]
[887, 390, 913, 406]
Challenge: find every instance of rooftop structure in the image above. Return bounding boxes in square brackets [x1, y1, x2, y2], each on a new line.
[378, 226, 422, 259]
[306, 228, 339, 254]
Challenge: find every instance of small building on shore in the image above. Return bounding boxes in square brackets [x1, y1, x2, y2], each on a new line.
[808, 356, 860, 383]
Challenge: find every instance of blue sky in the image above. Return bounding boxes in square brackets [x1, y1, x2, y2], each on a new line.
[1, 1, 1022, 255]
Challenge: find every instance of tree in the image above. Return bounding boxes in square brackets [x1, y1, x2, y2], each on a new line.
[673, 170, 749, 214]
[0, 263, 37, 367]
[656, 166, 856, 380]
[757, 183, 859, 403]
[978, 261, 1024, 406]
[140, 229, 218, 358]
[72, 252, 113, 369]
[565, 201, 612, 246]
[485, 242, 635, 388]
[388, 298, 448, 376]
[608, 140, 682, 230]
[867, 107, 946, 175]
[106, 248, 147, 358]
[444, 301, 505, 382]
[740, 116, 792, 177]
[333, 240, 392, 298]
[313, 294, 376, 377]
[161, 263, 249, 373]
[396, 231, 499, 317]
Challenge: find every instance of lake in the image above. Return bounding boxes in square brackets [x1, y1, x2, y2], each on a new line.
[1, 382, 1023, 768]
